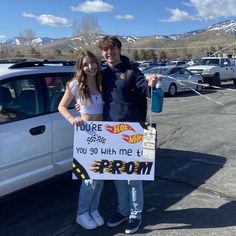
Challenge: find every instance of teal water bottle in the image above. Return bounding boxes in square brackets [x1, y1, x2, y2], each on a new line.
[151, 80, 164, 113]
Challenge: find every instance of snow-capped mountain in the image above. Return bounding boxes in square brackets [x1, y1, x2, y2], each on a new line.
[207, 19, 236, 33]
[122, 19, 236, 41]
[162, 19, 236, 40]
[0, 37, 57, 46]
[31, 37, 56, 45]
[1, 19, 236, 47]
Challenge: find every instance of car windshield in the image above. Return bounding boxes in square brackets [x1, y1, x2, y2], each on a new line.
[144, 67, 169, 75]
[199, 59, 220, 66]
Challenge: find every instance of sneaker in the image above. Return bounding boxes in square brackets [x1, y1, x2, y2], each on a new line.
[125, 218, 141, 234]
[91, 210, 104, 227]
[76, 211, 97, 230]
[107, 212, 128, 227]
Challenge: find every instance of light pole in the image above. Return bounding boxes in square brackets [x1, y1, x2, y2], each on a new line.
[233, 29, 235, 55]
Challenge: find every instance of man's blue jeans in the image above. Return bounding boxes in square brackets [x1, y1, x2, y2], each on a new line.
[115, 180, 143, 219]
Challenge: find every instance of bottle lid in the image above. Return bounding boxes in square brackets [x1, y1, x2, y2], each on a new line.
[156, 80, 162, 88]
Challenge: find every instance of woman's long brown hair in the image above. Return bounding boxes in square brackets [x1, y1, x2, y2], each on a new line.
[71, 50, 103, 104]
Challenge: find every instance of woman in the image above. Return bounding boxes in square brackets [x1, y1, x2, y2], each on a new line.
[58, 50, 104, 230]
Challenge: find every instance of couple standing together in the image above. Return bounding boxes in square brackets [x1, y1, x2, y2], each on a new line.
[58, 36, 157, 234]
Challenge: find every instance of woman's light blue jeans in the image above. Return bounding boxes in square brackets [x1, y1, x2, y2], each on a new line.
[115, 180, 143, 219]
[77, 179, 104, 215]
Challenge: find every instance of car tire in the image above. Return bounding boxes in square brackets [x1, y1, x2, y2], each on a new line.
[211, 75, 221, 87]
[168, 83, 177, 96]
[196, 81, 203, 92]
[233, 79, 236, 86]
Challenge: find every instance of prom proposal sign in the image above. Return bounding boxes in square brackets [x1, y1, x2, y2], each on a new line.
[72, 121, 156, 180]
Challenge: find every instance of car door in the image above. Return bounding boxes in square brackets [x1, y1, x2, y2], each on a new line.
[179, 69, 195, 91]
[44, 73, 76, 175]
[222, 58, 233, 80]
[0, 75, 53, 197]
[169, 67, 186, 92]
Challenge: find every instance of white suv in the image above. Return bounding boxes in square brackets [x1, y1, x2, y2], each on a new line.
[0, 60, 77, 197]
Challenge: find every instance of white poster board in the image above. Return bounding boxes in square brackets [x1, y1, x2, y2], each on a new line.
[72, 121, 156, 180]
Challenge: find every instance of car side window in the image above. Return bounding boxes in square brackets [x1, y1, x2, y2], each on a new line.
[224, 58, 230, 66]
[177, 61, 185, 66]
[178, 69, 185, 75]
[220, 59, 225, 67]
[0, 78, 40, 124]
[169, 68, 178, 75]
[45, 74, 74, 112]
[182, 69, 190, 75]
[0, 72, 74, 124]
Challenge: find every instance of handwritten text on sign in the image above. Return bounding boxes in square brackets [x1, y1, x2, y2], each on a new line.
[73, 121, 156, 180]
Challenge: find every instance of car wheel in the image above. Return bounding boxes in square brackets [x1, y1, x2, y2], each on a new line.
[168, 83, 177, 96]
[196, 81, 203, 92]
[233, 79, 236, 86]
[211, 75, 221, 87]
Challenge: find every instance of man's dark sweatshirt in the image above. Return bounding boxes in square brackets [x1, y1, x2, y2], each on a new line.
[102, 56, 149, 122]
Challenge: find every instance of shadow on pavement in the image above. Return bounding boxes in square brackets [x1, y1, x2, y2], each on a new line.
[0, 148, 227, 236]
[135, 148, 229, 234]
[75, 148, 227, 235]
[156, 200, 236, 230]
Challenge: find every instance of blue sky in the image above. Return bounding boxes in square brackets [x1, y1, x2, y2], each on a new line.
[1, 0, 236, 41]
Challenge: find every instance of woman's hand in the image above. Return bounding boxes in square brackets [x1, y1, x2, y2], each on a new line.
[68, 116, 83, 126]
[75, 103, 81, 112]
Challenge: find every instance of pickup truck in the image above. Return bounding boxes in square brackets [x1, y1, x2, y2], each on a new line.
[187, 57, 236, 86]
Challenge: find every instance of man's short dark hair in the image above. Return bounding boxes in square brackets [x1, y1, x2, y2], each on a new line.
[98, 36, 122, 50]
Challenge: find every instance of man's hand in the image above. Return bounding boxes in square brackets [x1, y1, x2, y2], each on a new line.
[146, 74, 163, 87]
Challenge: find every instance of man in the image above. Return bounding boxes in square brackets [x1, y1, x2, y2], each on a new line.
[97, 36, 157, 234]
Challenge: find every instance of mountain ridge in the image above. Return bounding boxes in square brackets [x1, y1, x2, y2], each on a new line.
[1, 19, 236, 47]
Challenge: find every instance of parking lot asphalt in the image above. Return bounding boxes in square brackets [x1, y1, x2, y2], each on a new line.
[0, 83, 236, 236]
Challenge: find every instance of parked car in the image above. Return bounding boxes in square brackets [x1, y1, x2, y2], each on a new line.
[187, 57, 236, 86]
[168, 60, 188, 68]
[138, 61, 156, 71]
[144, 66, 204, 96]
[0, 60, 77, 197]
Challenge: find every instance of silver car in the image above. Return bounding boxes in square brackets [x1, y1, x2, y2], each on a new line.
[0, 61, 77, 197]
[144, 66, 204, 96]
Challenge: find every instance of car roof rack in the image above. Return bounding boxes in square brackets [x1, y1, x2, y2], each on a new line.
[0, 58, 44, 64]
[8, 60, 76, 69]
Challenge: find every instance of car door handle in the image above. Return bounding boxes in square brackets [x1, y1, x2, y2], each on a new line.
[29, 125, 46, 135]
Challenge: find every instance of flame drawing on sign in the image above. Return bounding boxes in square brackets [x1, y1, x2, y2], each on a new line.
[105, 124, 135, 134]
[122, 134, 144, 144]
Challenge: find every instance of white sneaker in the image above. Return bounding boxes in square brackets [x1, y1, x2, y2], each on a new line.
[91, 210, 104, 227]
[76, 212, 97, 230]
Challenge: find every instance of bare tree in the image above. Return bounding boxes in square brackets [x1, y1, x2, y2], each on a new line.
[72, 15, 102, 52]
[18, 28, 37, 58]
[159, 50, 167, 61]
[132, 49, 139, 61]
[146, 49, 157, 60]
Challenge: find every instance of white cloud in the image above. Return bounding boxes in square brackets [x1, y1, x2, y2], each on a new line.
[162, 8, 196, 22]
[115, 14, 134, 20]
[0, 35, 6, 43]
[71, 0, 113, 13]
[190, 0, 236, 20]
[22, 12, 36, 18]
[163, 0, 236, 22]
[37, 14, 72, 27]
[23, 12, 72, 27]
